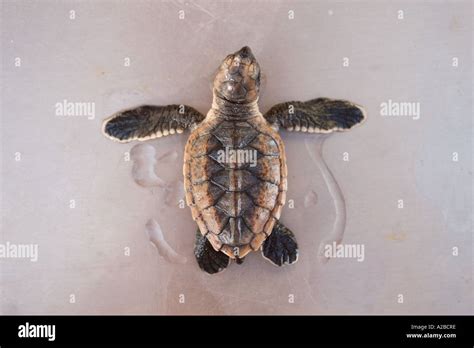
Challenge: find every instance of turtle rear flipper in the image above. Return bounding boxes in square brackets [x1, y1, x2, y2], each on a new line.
[194, 230, 230, 274]
[264, 98, 366, 133]
[102, 104, 205, 143]
[262, 221, 298, 267]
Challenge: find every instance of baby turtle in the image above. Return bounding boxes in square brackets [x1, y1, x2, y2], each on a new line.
[102, 46, 365, 274]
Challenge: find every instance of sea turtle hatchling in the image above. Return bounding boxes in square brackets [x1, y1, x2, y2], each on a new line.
[102, 46, 366, 274]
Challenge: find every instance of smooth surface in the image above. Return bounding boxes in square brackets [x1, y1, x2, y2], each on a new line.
[1, 0, 472, 314]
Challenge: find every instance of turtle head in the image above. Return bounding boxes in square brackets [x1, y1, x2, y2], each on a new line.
[213, 46, 261, 104]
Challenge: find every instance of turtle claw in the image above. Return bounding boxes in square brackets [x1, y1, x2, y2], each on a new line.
[262, 222, 298, 267]
[194, 231, 230, 274]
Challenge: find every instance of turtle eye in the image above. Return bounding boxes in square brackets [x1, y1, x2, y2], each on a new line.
[224, 55, 234, 66]
[249, 63, 260, 80]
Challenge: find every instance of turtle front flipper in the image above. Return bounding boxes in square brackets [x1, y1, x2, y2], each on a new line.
[194, 230, 230, 274]
[102, 104, 205, 143]
[263, 98, 366, 133]
[262, 221, 298, 267]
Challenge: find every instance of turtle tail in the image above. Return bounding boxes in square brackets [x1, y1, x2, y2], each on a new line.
[235, 257, 245, 265]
